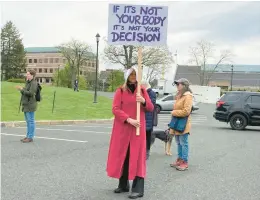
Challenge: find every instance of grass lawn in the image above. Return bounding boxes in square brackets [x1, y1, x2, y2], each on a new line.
[1, 82, 113, 121]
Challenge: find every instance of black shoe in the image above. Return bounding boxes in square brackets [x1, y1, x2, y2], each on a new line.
[128, 192, 143, 199]
[114, 187, 129, 193]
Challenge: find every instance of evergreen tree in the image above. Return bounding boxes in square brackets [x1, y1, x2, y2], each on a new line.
[1, 21, 27, 80]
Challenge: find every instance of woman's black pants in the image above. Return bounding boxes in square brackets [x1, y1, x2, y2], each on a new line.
[118, 145, 144, 194]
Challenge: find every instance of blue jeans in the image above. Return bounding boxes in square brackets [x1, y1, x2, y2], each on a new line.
[175, 133, 189, 162]
[24, 112, 35, 139]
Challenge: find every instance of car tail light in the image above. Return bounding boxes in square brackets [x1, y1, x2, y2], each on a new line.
[216, 101, 225, 108]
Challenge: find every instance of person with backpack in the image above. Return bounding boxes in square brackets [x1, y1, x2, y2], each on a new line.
[15, 69, 39, 143]
[141, 80, 157, 160]
[74, 79, 79, 92]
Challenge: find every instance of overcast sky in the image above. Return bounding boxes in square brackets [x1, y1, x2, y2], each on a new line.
[1, 0, 260, 75]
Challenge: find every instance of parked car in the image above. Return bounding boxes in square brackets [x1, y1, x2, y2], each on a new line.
[213, 91, 260, 130]
[155, 94, 199, 113]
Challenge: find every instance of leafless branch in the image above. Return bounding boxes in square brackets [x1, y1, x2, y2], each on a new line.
[189, 40, 233, 85]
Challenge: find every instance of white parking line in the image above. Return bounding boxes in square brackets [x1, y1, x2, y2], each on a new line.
[159, 118, 207, 121]
[53, 124, 113, 129]
[12, 127, 111, 134]
[1, 133, 88, 143]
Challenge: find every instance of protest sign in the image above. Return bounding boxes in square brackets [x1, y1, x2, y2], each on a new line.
[108, 4, 168, 46]
[107, 4, 168, 135]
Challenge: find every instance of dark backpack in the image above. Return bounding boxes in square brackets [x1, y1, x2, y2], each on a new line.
[35, 83, 42, 102]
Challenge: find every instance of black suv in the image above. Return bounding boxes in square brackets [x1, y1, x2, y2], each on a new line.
[213, 91, 260, 130]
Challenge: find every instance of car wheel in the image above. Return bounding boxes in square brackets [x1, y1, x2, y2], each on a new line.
[156, 105, 161, 113]
[229, 114, 248, 130]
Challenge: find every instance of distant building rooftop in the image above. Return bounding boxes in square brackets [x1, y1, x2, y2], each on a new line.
[24, 47, 95, 57]
[25, 47, 60, 53]
[206, 64, 260, 73]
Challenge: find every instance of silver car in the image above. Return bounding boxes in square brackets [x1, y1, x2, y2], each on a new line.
[155, 94, 199, 113]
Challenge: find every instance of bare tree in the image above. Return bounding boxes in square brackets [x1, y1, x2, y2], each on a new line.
[103, 40, 173, 83]
[189, 40, 233, 85]
[57, 39, 93, 87]
[143, 64, 170, 83]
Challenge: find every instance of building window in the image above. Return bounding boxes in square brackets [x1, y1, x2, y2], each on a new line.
[40, 78, 42, 83]
[29, 59, 32, 63]
[88, 62, 91, 66]
[44, 58, 48, 63]
[39, 59, 42, 63]
[34, 68, 37, 72]
[50, 69, 53, 73]
[55, 58, 59, 63]
[92, 63, 95, 67]
[39, 68, 42, 73]
[80, 71, 82, 75]
[46, 78, 50, 83]
[50, 58, 53, 63]
[44, 68, 48, 73]
[34, 59, 37, 63]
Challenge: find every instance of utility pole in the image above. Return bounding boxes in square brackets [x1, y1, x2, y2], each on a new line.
[78, 50, 81, 80]
[162, 64, 165, 80]
[230, 65, 234, 91]
[57, 67, 60, 87]
[173, 50, 178, 80]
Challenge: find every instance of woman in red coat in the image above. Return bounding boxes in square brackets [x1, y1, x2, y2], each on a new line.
[106, 67, 154, 199]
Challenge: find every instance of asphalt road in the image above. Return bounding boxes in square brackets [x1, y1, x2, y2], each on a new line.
[1, 104, 260, 200]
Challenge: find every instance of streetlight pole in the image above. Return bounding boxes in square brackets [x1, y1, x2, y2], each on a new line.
[112, 72, 114, 92]
[94, 33, 100, 103]
[230, 65, 234, 91]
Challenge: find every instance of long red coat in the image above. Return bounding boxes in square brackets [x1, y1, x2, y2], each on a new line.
[106, 86, 154, 180]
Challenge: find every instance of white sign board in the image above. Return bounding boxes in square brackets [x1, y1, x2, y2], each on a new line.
[108, 4, 168, 46]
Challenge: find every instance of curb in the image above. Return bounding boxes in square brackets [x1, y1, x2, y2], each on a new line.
[1, 118, 114, 128]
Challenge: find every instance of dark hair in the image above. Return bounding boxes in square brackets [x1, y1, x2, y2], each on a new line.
[28, 69, 36, 77]
[176, 83, 192, 98]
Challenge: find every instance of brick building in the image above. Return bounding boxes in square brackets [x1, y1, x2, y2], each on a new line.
[25, 47, 96, 84]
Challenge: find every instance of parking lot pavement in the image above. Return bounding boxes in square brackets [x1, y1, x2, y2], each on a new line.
[1, 104, 260, 200]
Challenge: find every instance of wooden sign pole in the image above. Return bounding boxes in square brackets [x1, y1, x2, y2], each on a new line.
[136, 47, 143, 136]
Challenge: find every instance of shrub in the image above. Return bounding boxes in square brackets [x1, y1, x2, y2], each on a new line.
[7, 78, 25, 83]
[78, 75, 88, 90]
